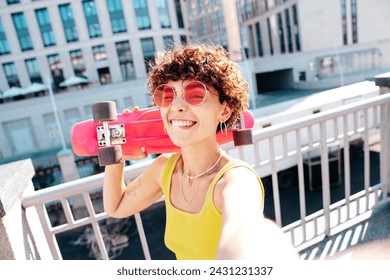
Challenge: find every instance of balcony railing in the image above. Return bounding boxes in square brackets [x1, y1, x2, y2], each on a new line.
[18, 82, 390, 260]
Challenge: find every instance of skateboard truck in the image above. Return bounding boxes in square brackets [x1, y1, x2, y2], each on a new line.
[96, 124, 126, 147]
[231, 112, 254, 146]
[92, 101, 124, 166]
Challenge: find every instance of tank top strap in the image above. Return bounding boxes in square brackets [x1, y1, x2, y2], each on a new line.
[161, 153, 181, 194]
[206, 159, 265, 211]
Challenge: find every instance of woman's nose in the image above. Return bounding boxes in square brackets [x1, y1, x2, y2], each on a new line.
[170, 92, 187, 111]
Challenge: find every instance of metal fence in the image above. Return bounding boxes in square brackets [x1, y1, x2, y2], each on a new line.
[22, 93, 390, 259]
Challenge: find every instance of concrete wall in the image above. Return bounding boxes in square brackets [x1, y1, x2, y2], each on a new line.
[0, 159, 52, 259]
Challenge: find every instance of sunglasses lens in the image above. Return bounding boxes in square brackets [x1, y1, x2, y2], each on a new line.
[184, 81, 207, 106]
[154, 85, 175, 107]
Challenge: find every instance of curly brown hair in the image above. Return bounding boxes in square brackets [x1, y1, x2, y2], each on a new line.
[147, 43, 249, 128]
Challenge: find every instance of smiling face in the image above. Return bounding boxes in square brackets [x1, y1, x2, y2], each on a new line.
[159, 80, 231, 148]
[147, 44, 249, 130]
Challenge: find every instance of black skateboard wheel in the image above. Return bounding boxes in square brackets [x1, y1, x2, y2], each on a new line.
[233, 129, 254, 146]
[97, 145, 122, 166]
[92, 101, 117, 122]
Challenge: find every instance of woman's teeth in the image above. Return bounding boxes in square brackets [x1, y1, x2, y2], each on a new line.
[171, 120, 195, 127]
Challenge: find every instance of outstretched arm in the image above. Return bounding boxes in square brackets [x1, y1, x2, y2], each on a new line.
[215, 167, 298, 260]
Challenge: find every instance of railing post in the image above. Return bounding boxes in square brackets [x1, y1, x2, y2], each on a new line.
[57, 149, 85, 215]
[374, 73, 390, 198]
[0, 159, 52, 259]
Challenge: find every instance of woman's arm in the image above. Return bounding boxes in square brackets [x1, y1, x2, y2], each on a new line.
[103, 153, 169, 219]
[215, 167, 298, 260]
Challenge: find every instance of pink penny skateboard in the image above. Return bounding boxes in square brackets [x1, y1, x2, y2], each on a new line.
[71, 101, 255, 166]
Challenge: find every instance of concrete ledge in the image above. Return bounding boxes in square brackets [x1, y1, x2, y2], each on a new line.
[0, 159, 35, 218]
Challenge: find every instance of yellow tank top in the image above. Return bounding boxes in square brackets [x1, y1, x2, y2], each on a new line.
[161, 153, 264, 260]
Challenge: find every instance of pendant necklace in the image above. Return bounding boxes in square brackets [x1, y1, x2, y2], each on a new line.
[181, 149, 223, 203]
[181, 173, 205, 203]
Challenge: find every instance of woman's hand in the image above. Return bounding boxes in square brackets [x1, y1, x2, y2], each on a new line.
[122, 147, 148, 161]
[120, 107, 149, 162]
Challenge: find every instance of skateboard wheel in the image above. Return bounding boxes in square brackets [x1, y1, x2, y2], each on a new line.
[92, 101, 117, 122]
[233, 129, 254, 146]
[97, 145, 122, 166]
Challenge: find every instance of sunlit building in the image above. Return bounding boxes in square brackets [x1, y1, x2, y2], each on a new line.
[185, 0, 243, 61]
[235, 0, 390, 93]
[0, 0, 189, 160]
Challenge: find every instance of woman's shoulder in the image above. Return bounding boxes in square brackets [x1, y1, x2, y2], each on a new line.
[150, 153, 180, 169]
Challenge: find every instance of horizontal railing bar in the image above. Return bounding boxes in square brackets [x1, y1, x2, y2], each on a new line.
[253, 93, 390, 140]
[22, 159, 153, 208]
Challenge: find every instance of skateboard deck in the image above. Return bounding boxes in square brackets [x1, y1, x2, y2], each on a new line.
[71, 105, 255, 158]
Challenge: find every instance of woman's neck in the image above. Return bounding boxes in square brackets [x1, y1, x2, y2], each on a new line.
[180, 144, 222, 178]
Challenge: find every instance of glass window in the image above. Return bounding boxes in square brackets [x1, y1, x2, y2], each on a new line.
[47, 54, 64, 91]
[0, 20, 11, 55]
[141, 37, 155, 72]
[210, 13, 218, 32]
[255, 22, 264, 57]
[351, 0, 358, 43]
[277, 12, 285, 53]
[240, 27, 249, 58]
[341, 0, 347, 45]
[157, 0, 171, 28]
[197, 0, 203, 11]
[285, 9, 293, 52]
[69, 49, 86, 76]
[200, 18, 206, 35]
[244, 0, 252, 19]
[220, 33, 227, 50]
[2, 62, 20, 87]
[217, 10, 225, 30]
[12, 12, 33, 51]
[35, 8, 56, 47]
[115, 41, 135, 80]
[82, 0, 102, 38]
[59, 4, 79, 42]
[236, 1, 244, 23]
[92, 44, 107, 61]
[180, 35, 187, 45]
[6, 0, 20, 4]
[134, 0, 151, 30]
[213, 35, 221, 46]
[292, 4, 300, 51]
[191, 21, 198, 37]
[106, 0, 126, 33]
[174, 0, 184, 28]
[163, 35, 174, 50]
[25, 58, 43, 83]
[266, 17, 273, 55]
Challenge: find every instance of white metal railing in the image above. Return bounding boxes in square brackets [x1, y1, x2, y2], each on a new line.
[22, 93, 390, 259]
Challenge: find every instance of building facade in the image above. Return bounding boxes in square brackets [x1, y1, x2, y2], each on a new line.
[235, 0, 390, 93]
[185, 0, 243, 61]
[0, 0, 189, 161]
[0, 0, 189, 91]
[0, 0, 390, 163]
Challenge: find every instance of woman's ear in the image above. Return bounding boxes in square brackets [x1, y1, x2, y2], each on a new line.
[220, 104, 232, 123]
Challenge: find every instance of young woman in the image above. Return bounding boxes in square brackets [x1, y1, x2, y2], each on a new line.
[103, 44, 297, 260]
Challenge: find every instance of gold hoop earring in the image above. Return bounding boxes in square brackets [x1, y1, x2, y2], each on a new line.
[219, 121, 227, 138]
